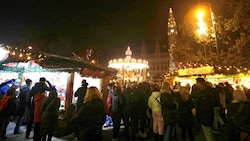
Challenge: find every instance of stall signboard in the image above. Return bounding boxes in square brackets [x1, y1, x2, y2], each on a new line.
[178, 66, 214, 76]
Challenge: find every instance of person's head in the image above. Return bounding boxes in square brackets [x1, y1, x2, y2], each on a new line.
[25, 79, 32, 86]
[196, 78, 206, 89]
[179, 86, 188, 95]
[152, 84, 160, 91]
[108, 82, 114, 90]
[160, 81, 171, 93]
[84, 86, 102, 103]
[81, 79, 88, 87]
[39, 77, 46, 83]
[14, 79, 21, 87]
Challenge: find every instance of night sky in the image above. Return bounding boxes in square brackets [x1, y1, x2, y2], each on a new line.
[0, 0, 198, 64]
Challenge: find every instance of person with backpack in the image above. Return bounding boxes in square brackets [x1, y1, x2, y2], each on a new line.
[148, 84, 164, 141]
[0, 87, 17, 140]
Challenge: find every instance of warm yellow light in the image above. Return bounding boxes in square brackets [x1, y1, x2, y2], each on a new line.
[28, 46, 32, 50]
[91, 60, 96, 64]
[197, 12, 204, 19]
[196, 10, 208, 38]
[19, 53, 23, 58]
[27, 56, 31, 60]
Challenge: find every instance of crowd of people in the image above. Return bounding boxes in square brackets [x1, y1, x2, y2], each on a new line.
[0, 77, 250, 141]
[0, 77, 106, 141]
[106, 79, 250, 141]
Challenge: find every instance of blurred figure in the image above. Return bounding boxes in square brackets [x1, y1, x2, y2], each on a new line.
[148, 84, 164, 141]
[33, 86, 47, 141]
[160, 82, 180, 141]
[40, 90, 60, 141]
[245, 89, 250, 100]
[0, 87, 17, 140]
[195, 78, 215, 141]
[232, 85, 247, 102]
[0, 79, 15, 97]
[178, 86, 195, 141]
[71, 87, 106, 141]
[74, 79, 88, 110]
[105, 82, 115, 127]
[111, 86, 130, 141]
[14, 78, 32, 134]
[135, 82, 150, 139]
[26, 77, 54, 139]
[224, 82, 234, 105]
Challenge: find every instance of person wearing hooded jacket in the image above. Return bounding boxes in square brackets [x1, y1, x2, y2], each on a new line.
[26, 77, 54, 139]
[40, 90, 60, 141]
[33, 86, 47, 141]
[148, 84, 164, 141]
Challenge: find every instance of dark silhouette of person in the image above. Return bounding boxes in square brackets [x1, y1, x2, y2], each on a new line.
[14, 78, 32, 134]
[74, 79, 88, 110]
[26, 77, 54, 139]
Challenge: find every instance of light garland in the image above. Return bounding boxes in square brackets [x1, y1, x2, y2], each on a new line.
[164, 62, 250, 78]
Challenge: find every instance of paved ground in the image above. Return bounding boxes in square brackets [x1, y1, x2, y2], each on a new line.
[3, 121, 226, 141]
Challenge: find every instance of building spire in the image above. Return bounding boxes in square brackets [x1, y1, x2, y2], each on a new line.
[167, 7, 178, 72]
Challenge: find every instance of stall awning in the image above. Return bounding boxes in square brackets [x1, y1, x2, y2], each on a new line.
[1, 50, 117, 77]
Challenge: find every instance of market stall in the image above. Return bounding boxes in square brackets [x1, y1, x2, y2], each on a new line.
[164, 63, 250, 89]
[0, 45, 117, 110]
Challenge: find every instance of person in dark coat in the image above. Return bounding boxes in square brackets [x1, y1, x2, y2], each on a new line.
[178, 86, 195, 141]
[71, 86, 106, 141]
[26, 77, 54, 139]
[74, 79, 88, 110]
[0, 87, 17, 140]
[195, 78, 215, 141]
[40, 90, 60, 141]
[160, 82, 179, 141]
[135, 82, 150, 138]
[14, 78, 32, 134]
[111, 86, 130, 141]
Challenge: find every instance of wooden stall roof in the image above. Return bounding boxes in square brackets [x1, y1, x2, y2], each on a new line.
[1, 51, 117, 76]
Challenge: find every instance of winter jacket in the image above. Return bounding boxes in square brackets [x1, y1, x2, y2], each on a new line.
[148, 91, 162, 113]
[196, 86, 214, 126]
[40, 96, 60, 135]
[71, 98, 106, 137]
[161, 91, 180, 125]
[34, 93, 47, 123]
[178, 95, 195, 128]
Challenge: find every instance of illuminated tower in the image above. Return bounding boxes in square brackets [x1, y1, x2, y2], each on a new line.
[167, 8, 178, 72]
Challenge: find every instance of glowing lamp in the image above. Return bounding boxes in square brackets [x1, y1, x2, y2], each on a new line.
[0, 47, 9, 61]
